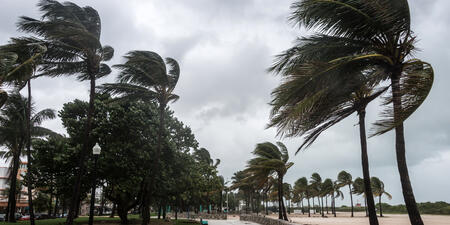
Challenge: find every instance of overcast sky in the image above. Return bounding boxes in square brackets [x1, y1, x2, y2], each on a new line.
[1, 0, 449, 206]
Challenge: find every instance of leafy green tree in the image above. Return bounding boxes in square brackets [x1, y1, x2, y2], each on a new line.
[0, 93, 55, 222]
[247, 142, 293, 220]
[18, 1, 114, 224]
[337, 171, 354, 217]
[272, 1, 434, 224]
[371, 177, 392, 217]
[100, 50, 179, 225]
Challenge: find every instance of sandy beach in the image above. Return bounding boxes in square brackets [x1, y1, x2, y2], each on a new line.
[268, 212, 450, 225]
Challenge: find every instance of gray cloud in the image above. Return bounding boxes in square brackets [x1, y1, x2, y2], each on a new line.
[1, 0, 449, 206]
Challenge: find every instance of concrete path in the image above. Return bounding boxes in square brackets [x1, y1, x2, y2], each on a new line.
[207, 219, 260, 225]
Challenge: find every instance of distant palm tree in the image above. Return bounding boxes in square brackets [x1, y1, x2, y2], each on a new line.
[100, 50, 180, 225]
[371, 177, 392, 217]
[309, 173, 322, 215]
[331, 181, 344, 217]
[247, 142, 293, 221]
[353, 177, 368, 216]
[283, 2, 433, 224]
[18, 1, 114, 224]
[321, 178, 333, 215]
[337, 171, 354, 217]
[294, 177, 311, 217]
[0, 93, 55, 222]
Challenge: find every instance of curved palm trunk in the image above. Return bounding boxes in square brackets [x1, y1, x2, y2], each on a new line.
[391, 75, 423, 225]
[312, 197, 315, 214]
[358, 109, 379, 225]
[332, 193, 336, 217]
[67, 75, 96, 225]
[348, 184, 353, 217]
[26, 80, 36, 225]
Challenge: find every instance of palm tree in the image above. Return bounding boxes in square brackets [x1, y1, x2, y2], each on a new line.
[277, 2, 433, 224]
[331, 181, 344, 217]
[100, 50, 179, 225]
[294, 177, 311, 217]
[353, 177, 368, 216]
[321, 178, 333, 215]
[0, 93, 55, 222]
[18, 1, 114, 224]
[337, 171, 354, 217]
[1, 37, 47, 225]
[371, 177, 392, 217]
[247, 142, 293, 221]
[309, 173, 322, 215]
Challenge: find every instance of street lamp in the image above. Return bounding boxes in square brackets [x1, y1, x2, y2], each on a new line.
[88, 143, 101, 225]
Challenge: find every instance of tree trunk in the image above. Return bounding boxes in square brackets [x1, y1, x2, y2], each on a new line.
[379, 196, 383, 217]
[312, 197, 315, 214]
[278, 177, 282, 219]
[321, 197, 324, 217]
[26, 80, 36, 225]
[307, 198, 310, 217]
[158, 205, 162, 219]
[326, 196, 328, 214]
[54, 196, 59, 217]
[358, 109, 379, 225]
[67, 75, 96, 225]
[118, 205, 129, 225]
[7, 150, 21, 222]
[332, 192, 336, 217]
[348, 184, 353, 217]
[110, 203, 116, 218]
[391, 75, 423, 225]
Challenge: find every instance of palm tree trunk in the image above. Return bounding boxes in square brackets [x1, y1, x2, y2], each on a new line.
[358, 109, 379, 225]
[332, 193, 336, 217]
[317, 196, 321, 214]
[321, 197, 324, 217]
[312, 197, 315, 214]
[348, 184, 353, 217]
[379, 196, 382, 217]
[7, 149, 21, 222]
[67, 75, 97, 225]
[307, 198, 311, 217]
[391, 75, 424, 225]
[326, 196, 328, 214]
[26, 80, 36, 225]
[278, 177, 282, 219]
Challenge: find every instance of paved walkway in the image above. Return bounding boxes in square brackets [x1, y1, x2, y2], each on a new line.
[207, 219, 260, 225]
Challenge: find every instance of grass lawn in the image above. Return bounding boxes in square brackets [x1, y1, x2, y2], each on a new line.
[0, 215, 199, 225]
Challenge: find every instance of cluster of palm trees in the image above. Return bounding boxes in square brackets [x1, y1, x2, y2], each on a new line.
[231, 141, 293, 221]
[292, 171, 391, 218]
[0, 1, 181, 225]
[267, 1, 433, 225]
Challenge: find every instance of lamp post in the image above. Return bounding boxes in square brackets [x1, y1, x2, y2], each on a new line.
[88, 143, 101, 225]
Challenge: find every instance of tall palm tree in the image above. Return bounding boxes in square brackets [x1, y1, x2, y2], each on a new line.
[0, 37, 47, 225]
[371, 177, 392, 217]
[274, 1, 433, 224]
[337, 171, 354, 217]
[353, 177, 368, 216]
[18, 1, 114, 224]
[100, 50, 180, 225]
[0, 93, 55, 222]
[247, 142, 293, 221]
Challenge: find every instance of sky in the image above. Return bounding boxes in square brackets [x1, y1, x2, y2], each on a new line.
[1, 0, 449, 207]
